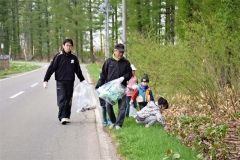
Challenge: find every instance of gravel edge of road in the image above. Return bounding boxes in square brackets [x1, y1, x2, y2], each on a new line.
[82, 64, 120, 160]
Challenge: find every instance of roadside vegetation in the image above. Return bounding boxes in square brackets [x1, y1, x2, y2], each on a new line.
[87, 64, 200, 160]
[126, 29, 240, 160]
[0, 61, 40, 79]
[87, 19, 240, 158]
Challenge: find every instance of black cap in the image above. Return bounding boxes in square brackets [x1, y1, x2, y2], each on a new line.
[114, 43, 125, 52]
[141, 74, 149, 82]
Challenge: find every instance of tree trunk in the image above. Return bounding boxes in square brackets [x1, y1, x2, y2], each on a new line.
[165, 0, 175, 44]
[100, 27, 103, 52]
[111, 11, 115, 48]
[80, 31, 84, 62]
[114, 6, 118, 44]
[11, 0, 20, 59]
[170, 0, 175, 44]
[45, 0, 50, 61]
[16, 0, 20, 56]
[89, 0, 94, 63]
[136, 0, 142, 33]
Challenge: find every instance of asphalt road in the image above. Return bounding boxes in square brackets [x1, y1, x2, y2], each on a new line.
[0, 64, 118, 160]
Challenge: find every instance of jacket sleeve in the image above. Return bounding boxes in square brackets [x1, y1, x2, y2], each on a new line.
[75, 57, 85, 82]
[95, 76, 104, 89]
[95, 60, 108, 89]
[122, 62, 132, 82]
[137, 106, 150, 119]
[131, 89, 139, 101]
[43, 54, 59, 82]
[156, 112, 165, 127]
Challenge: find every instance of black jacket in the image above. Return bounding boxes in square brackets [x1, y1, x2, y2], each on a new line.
[44, 51, 85, 82]
[96, 57, 132, 88]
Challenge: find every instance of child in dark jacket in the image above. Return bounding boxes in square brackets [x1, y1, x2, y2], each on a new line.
[135, 97, 169, 128]
[130, 74, 154, 110]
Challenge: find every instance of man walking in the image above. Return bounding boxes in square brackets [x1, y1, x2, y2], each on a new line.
[43, 38, 86, 125]
[96, 43, 132, 129]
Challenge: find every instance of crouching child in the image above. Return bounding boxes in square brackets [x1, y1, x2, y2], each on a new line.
[135, 97, 169, 128]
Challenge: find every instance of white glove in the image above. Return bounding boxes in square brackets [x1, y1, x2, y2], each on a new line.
[43, 81, 48, 89]
[116, 77, 124, 83]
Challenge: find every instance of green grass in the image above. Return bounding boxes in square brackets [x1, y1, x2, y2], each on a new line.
[86, 63, 102, 82]
[0, 61, 41, 79]
[113, 118, 199, 160]
[86, 63, 199, 160]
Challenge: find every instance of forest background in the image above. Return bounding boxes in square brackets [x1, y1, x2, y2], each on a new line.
[0, 0, 240, 159]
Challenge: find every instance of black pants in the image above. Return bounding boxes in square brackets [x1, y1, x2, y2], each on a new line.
[106, 95, 127, 127]
[99, 98, 107, 122]
[56, 81, 74, 121]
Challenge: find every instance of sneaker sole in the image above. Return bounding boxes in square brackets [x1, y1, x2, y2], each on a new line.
[61, 121, 67, 125]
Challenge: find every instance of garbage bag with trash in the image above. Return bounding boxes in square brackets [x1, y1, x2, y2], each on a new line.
[129, 103, 137, 118]
[96, 79, 126, 105]
[72, 82, 96, 112]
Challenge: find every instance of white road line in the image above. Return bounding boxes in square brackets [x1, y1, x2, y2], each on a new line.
[9, 91, 25, 99]
[30, 82, 39, 88]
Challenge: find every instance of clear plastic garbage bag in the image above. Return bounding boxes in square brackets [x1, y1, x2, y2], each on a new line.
[129, 104, 137, 118]
[72, 83, 96, 112]
[96, 79, 126, 105]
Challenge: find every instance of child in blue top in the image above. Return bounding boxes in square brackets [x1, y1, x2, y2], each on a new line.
[130, 74, 154, 110]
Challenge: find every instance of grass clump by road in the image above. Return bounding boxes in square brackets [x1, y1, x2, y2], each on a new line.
[85, 63, 101, 83]
[86, 63, 199, 160]
[113, 118, 199, 160]
[0, 61, 40, 79]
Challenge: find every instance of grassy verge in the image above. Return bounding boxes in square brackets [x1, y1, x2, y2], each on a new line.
[86, 63, 199, 160]
[0, 61, 41, 79]
[85, 63, 101, 83]
[114, 118, 199, 160]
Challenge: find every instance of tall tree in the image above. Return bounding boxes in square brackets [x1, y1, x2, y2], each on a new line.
[44, 0, 50, 61]
[88, 0, 94, 62]
[0, 0, 10, 54]
[9, 0, 21, 58]
[165, 0, 175, 44]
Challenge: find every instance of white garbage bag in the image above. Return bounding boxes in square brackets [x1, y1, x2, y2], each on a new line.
[129, 104, 137, 118]
[96, 79, 126, 105]
[72, 82, 96, 112]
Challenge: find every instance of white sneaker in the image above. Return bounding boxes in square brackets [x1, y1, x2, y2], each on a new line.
[66, 118, 70, 123]
[115, 125, 121, 130]
[61, 118, 67, 125]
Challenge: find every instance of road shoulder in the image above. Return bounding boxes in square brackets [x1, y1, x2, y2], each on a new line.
[82, 64, 120, 160]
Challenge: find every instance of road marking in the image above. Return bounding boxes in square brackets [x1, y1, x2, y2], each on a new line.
[9, 91, 25, 99]
[30, 82, 39, 88]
